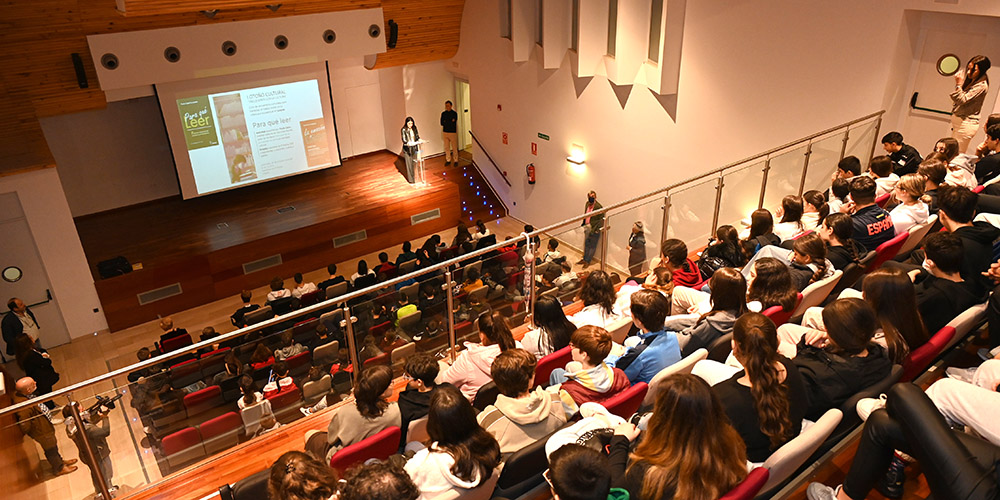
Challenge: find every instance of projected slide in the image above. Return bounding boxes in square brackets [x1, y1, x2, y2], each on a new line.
[175, 80, 332, 195]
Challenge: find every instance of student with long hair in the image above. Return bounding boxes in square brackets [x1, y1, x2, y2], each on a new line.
[570, 270, 624, 329]
[700, 225, 746, 278]
[439, 310, 519, 401]
[268, 451, 339, 500]
[747, 257, 799, 312]
[740, 209, 781, 258]
[950, 55, 991, 153]
[250, 342, 275, 370]
[609, 374, 748, 500]
[237, 374, 263, 410]
[819, 213, 864, 270]
[802, 190, 830, 231]
[788, 232, 833, 290]
[668, 268, 748, 356]
[711, 313, 807, 462]
[404, 385, 501, 498]
[793, 298, 892, 420]
[305, 364, 400, 463]
[774, 195, 806, 240]
[888, 173, 930, 235]
[522, 295, 575, 358]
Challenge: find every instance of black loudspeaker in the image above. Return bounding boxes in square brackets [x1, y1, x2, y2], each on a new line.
[97, 256, 132, 279]
[71, 53, 88, 88]
[387, 19, 398, 48]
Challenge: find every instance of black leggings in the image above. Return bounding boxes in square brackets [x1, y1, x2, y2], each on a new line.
[842, 383, 1000, 500]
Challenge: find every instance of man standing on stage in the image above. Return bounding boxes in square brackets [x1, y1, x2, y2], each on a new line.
[579, 191, 604, 268]
[441, 101, 458, 166]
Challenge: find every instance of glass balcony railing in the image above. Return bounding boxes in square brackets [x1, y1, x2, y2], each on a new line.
[0, 110, 884, 499]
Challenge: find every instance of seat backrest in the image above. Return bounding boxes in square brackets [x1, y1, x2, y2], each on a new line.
[230, 468, 271, 500]
[184, 385, 224, 416]
[269, 296, 299, 315]
[313, 340, 339, 366]
[602, 382, 648, 419]
[897, 214, 938, 257]
[792, 270, 842, 317]
[325, 281, 349, 300]
[363, 352, 391, 368]
[759, 409, 843, 493]
[874, 192, 891, 208]
[162, 426, 207, 468]
[719, 467, 769, 500]
[943, 302, 989, 351]
[390, 342, 416, 365]
[369, 321, 392, 339]
[302, 375, 332, 401]
[534, 346, 572, 387]
[467, 286, 489, 303]
[407, 415, 430, 445]
[298, 290, 322, 308]
[285, 350, 312, 372]
[398, 310, 423, 334]
[398, 259, 418, 275]
[707, 333, 734, 362]
[643, 349, 708, 406]
[162, 333, 194, 353]
[762, 294, 801, 328]
[901, 326, 956, 382]
[329, 426, 402, 474]
[240, 399, 273, 435]
[472, 382, 500, 412]
[266, 386, 302, 410]
[200, 411, 242, 454]
[607, 316, 634, 344]
[495, 426, 564, 494]
[245, 306, 274, 326]
[399, 282, 420, 302]
[866, 232, 909, 272]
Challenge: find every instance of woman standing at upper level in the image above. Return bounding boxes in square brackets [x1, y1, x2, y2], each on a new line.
[950, 55, 991, 153]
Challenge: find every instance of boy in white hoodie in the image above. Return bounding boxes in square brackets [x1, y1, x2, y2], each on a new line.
[477, 349, 567, 457]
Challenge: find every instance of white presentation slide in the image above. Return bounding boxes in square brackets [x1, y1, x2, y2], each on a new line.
[157, 63, 340, 199]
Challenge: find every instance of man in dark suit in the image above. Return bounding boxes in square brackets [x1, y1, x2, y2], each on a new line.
[3, 297, 40, 356]
[578, 191, 604, 267]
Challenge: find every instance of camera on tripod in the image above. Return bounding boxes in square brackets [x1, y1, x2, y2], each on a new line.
[86, 392, 124, 414]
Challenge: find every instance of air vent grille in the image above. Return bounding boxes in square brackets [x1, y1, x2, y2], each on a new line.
[242, 254, 283, 274]
[333, 230, 367, 248]
[411, 208, 441, 225]
[137, 283, 182, 305]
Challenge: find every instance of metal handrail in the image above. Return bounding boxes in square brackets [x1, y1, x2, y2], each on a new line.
[468, 130, 512, 186]
[0, 109, 884, 418]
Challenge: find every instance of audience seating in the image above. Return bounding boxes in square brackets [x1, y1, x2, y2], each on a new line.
[399, 282, 420, 301]
[642, 349, 708, 407]
[407, 416, 430, 446]
[756, 409, 843, 497]
[533, 346, 571, 387]
[707, 333, 734, 362]
[318, 310, 344, 333]
[170, 359, 203, 389]
[328, 426, 401, 474]
[325, 281, 349, 300]
[791, 270, 843, 319]
[312, 340, 339, 366]
[398, 310, 423, 335]
[200, 411, 243, 455]
[607, 317, 634, 344]
[942, 301, 989, 352]
[369, 321, 392, 340]
[363, 352, 391, 368]
[896, 214, 938, 258]
[185, 385, 225, 418]
[865, 232, 909, 273]
[473, 382, 500, 412]
[874, 192, 891, 208]
[828, 251, 876, 296]
[286, 351, 312, 377]
[244, 306, 274, 326]
[825, 364, 902, 449]
[160, 333, 194, 354]
[302, 375, 332, 406]
[457, 469, 500, 500]
[161, 427, 207, 469]
[219, 468, 270, 500]
[298, 290, 322, 308]
[398, 259, 418, 275]
[492, 426, 566, 500]
[266, 386, 302, 422]
[720, 467, 769, 500]
[762, 293, 802, 327]
[239, 399, 273, 436]
[602, 382, 648, 419]
[901, 326, 956, 382]
[390, 342, 416, 375]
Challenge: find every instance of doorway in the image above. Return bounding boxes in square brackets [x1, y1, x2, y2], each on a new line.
[900, 13, 1000, 154]
[0, 193, 71, 355]
[455, 79, 472, 151]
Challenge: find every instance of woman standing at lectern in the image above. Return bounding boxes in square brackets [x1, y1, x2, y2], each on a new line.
[401, 116, 420, 183]
[950, 55, 991, 153]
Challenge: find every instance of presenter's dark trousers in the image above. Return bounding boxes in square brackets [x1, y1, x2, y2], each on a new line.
[403, 151, 416, 183]
[583, 230, 601, 264]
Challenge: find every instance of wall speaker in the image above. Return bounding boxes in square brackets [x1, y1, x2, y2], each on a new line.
[71, 53, 89, 88]
[164, 47, 181, 63]
[222, 40, 237, 56]
[368, 24, 381, 38]
[323, 29, 336, 44]
[387, 19, 398, 48]
[100, 53, 119, 70]
[274, 35, 288, 50]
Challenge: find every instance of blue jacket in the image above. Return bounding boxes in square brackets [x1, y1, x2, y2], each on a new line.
[615, 329, 682, 385]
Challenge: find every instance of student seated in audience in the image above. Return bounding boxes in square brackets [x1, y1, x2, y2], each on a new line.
[351, 260, 377, 289]
[478, 349, 567, 456]
[827, 177, 851, 215]
[700, 225, 747, 273]
[887, 173, 930, 235]
[397, 353, 449, 448]
[404, 385, 500, 498]
[374, 252, 397, 278]
[396, 241, 418, 266]
[127, 347, 165, 384]
[459, 267, 484, 294]
[317, 263, 346, 291]
[418, 282, 445, 312]
[668, 268, 748, 357]
[840, 176, 895, 252]
[547, 444, 623, 500]
[538, 238, 562, 265]
[698, 312, 807, 463]
[306, 364, 400, 463]
[792, 298, 892, 420]
[740, 208, 781, 257]
[452, 222, 473, 248]
[936, 136, 979, 189]
[818, 213, 865, 270]
[976, 123, 1000, 184]
[553, 261, 579, 289]
[801, 190, 830, 232]
[300, 366, 336, 416]
[471, 219, 491, 242]
[908, 231, 984, 334]
[307, 323, 336, 352]
[358, 334, 384, 365]
[394, 292, 417, 324]
[833, 155, 862, 181]
[291, 272, 318, 299]
[773, 195, 807, 240]
[266, 277, 292, 302]
[237, 374, 263, 410]
[249, 343, 275, 370]
[570, 270, 626, 330]
[882, 131, 922, 176]
[230, 290, 260, 328]
[646, 239, 701, 288]
[917, 158, 947, 214]
[273, 330, 306, 361]
[746, 257, 799, 312]
[742, 233, 833, 291]
[268, 451, 340, 500]
[867, 155, 899, 198]
[551, 325, 631, 412]
[263, 361, 298, 398]
[522, 295, 575, 358]
[614, 290, 682, 384]
[438, 310, 519, 401]
[213, 350, 247, 385]
[157, 317, 188, 345]
[609, 374, 748, 500]
[807, 383, 1000, 500]
[345, 461, 420, 500]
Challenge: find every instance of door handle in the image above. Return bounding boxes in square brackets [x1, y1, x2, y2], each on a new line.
[909, 92, 951, 116]
[26, 289, 52, 308]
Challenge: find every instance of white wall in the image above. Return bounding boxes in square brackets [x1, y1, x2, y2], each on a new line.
[451, 1, 1000, 230]
[0, 168, 108, 338]
[402, 61, 458, 157]
[329, 57, 387, 158]
[39, 97, 180, 217]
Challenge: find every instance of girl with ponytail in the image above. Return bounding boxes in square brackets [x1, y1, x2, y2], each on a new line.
[818, 213, 864, 270]
[712, 312, 807, 462]
[789, 232, 833, 290]
[802, 190, 829, 231]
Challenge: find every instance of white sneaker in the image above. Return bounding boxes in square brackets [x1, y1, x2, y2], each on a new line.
[300, 407, 313, 417]
[806, 483, 842, 500]
[856, 394, 887, 421]
[945, 366, 978, 384]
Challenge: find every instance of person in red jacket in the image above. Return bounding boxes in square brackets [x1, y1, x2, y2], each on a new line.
[553, 326, 631, 415]
[646, 239, 701, 288]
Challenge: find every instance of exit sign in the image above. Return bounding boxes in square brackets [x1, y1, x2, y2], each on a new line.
[537, 133, 550, 141]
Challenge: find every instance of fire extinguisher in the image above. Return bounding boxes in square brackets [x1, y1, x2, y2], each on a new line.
[526, 163, 536, 184]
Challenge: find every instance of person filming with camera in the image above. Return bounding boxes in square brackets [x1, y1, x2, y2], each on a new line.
[63, 397, 118, 498]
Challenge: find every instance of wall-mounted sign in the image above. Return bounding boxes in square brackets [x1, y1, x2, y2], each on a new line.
[502, 132, 508, 145]
[537, 133, 549, 141]
[531, 142, 537, 155]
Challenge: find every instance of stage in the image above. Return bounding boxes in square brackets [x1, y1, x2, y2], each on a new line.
[77, 150, 496, 331]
